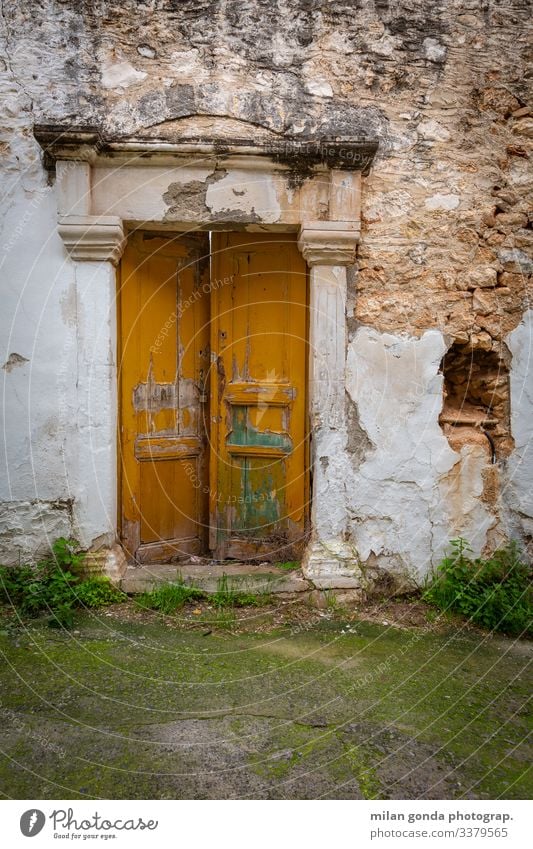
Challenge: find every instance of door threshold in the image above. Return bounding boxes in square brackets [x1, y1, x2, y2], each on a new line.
[121, 560, 309, 595]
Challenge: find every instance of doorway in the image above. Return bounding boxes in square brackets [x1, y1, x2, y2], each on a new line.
[119, 230, 309, 564]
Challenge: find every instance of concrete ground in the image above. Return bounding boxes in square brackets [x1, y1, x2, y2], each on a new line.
[0, 600, 531, 799]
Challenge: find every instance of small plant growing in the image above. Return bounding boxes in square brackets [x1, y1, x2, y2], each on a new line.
[74, 577, 125, 608]
[212, 573, 271, 607]
[136, 577, 205, 614]
[0, 538, 125, 628]
[273, 561, 300, 572]
[324, 590, 339, 611]
[424, 538, 532, 637]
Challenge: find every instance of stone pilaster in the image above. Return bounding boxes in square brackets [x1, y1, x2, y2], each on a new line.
[297, 221, 361, 588]
[56, 162, 126, 578]
[57, 215, 125, 265]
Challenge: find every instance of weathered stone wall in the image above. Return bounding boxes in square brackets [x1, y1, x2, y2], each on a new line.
[1, 1, 532, 575]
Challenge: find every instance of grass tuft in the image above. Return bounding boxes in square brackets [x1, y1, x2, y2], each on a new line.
[136, 577, 205, 614]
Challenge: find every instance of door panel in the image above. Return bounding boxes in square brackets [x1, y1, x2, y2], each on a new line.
[210, 232, 309, 560]
[119, 232, 210, 563]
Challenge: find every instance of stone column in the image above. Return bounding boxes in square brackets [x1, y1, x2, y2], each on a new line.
[56, 161, 126, 579]
[298, 220, 360, 588]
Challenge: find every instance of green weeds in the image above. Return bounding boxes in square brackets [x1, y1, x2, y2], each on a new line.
[136, 572, 272, 623]
[0, 538, 125, 628]
[137, 577, 204, 614]
[424, 538, 532, 637]
[273, 560, 300, 572]
[212, 573, 271, 607]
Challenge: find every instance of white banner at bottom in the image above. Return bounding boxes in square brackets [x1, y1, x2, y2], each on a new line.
[2, 799, 530, 849]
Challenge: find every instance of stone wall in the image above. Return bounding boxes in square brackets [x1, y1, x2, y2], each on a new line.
[1, 1, 532, 577]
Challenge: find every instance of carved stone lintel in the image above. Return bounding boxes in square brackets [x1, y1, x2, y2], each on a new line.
[34, 125, 378, 175]
[57, 215, 125, 265]
[298, 220, 360, 266]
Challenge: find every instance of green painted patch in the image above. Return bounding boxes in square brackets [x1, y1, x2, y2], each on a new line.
[228, 405, 293, 452]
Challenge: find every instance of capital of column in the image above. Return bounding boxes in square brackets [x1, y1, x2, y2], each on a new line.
[297, 220, 360, 267]
[58, 215, 126, 265]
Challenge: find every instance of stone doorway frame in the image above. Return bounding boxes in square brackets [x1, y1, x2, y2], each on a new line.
[35, 128, 378, 588]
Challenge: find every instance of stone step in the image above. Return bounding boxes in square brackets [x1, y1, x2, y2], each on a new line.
[120, 561, 311, 595]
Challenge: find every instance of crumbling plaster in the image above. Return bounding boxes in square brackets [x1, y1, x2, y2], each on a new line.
[345, 328, 498, 584]
[505, 310, 533, 553]
[1, 1, 532, 576]
[0, 176, 118, 562]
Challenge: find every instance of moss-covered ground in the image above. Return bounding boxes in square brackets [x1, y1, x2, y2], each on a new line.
[0, 601, 530, 799]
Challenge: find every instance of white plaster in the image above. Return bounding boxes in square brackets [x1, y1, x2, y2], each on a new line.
[1, 186, 76, 504]
[346, 329, 456, 580]
[206, 169, 281, 223]
[435, 443, 496, 556]
[305, 79, 333, 98]
[423, 37, 447, 62]
[0, 172, 117, 563]
[0, 501, 74, 564]
[56, 161, 91, 216]
[366, 189, 413, 221]
[137, 44, 156, 59]
[417, 119, 451, 142]
[91, 165, 215, 221]
[425, 193, 460, 211]
[302, 264, 360, 587]
[70, 261, 118, 549]
[505, 310, 533, 535]
[101, 60, 147, 89]
[169, 49, 207, 79]
[344, 328, 499, 579]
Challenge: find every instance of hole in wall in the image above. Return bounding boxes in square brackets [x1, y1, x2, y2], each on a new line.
[439, 341, 513, 460]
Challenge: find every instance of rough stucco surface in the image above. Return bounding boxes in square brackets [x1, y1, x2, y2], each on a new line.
[505, 310, 533, 551]
[0, 1, 532, 575]
[345, 328, 498, 581]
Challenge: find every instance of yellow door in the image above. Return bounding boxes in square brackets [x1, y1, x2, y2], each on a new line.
[119, 232, 210, 563]
[210, 233, 309, 561]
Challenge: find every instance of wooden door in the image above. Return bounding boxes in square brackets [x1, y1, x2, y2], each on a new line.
[119, 232, 210, 563]
[209, 232, 309, 561]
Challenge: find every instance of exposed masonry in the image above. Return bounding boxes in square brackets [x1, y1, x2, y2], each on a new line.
[162, 171, 229, 221]
[0, 1, 532, 585]
[440, 342, 512, 459]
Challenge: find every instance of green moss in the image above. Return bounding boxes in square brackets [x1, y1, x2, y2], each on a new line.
[0, 609, 531, 799]
[273, 561, 300, 571]
[337, 743, 384, 799]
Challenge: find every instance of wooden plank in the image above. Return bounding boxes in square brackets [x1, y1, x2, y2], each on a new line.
[134, 435, 202, 461]
[224, 383, 296, 406]
[227, 444, 290, 458]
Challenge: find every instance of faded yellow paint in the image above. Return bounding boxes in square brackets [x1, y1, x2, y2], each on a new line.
[120, 231, 309, 564]
[119, 232, 210, 563]
[210, 232, 309, 560]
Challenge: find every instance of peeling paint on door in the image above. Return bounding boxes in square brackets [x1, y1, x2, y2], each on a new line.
[210, 232, 309, 560]
[120, 232, 210, 563]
